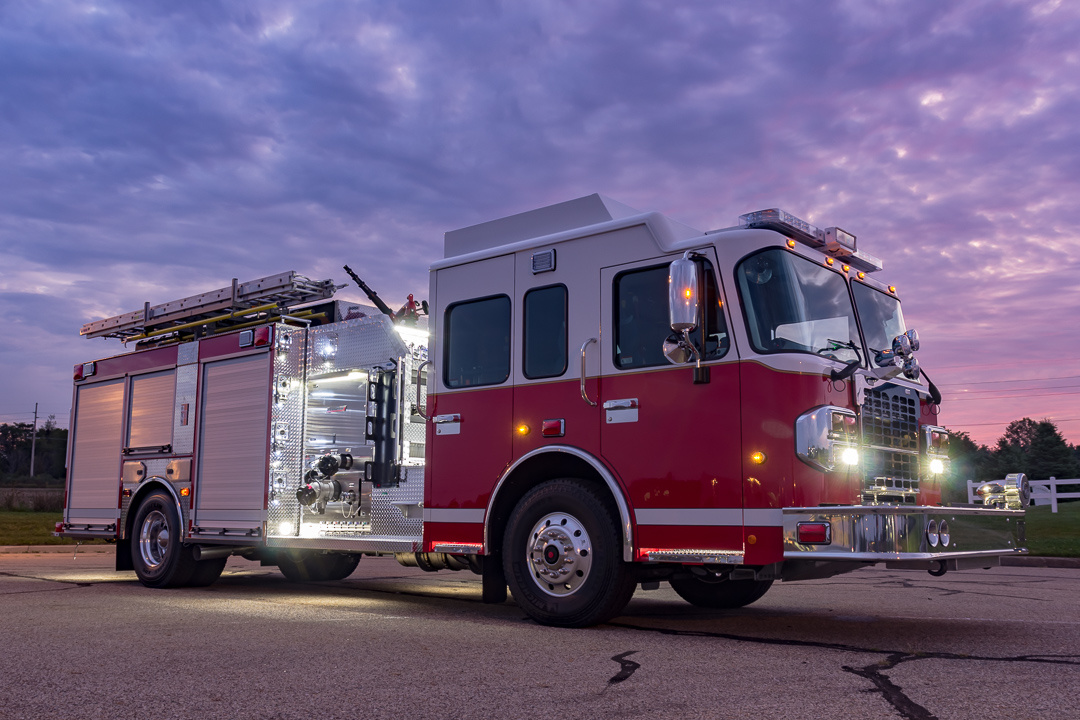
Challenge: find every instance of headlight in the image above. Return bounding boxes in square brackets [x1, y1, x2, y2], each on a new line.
[796, 406, 859, 472]
[929, 458, 945, 474]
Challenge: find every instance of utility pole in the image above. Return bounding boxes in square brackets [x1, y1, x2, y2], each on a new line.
[29, 402, 38, 478]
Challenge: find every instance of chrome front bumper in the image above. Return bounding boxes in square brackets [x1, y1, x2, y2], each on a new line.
[782, 504, 1026, 577]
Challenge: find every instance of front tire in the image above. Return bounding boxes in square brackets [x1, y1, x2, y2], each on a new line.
[277, 551, 361, 582]
[503, 479, 635, 627]
[669, 576, 773, 609]
[131, 490, 197, 588]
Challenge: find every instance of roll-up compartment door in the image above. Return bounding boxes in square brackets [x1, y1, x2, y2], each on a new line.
[194, 353, 271, 531]
[67, 379, 125, 525]
[127, 370, 175, 452]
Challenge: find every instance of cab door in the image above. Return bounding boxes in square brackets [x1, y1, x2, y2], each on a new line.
[599, 251, 745, 559]
[424, 254, 515, 547]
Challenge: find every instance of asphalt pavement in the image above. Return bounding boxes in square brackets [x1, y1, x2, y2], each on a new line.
[2, 548, 1078, 720]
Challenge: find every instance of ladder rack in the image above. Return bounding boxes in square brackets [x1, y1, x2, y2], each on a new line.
[81, 271, 340, 342]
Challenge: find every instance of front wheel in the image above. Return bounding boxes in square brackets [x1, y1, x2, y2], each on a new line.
[131, 490, 197, 588]
[669, 576, 773, 609]
[503, 479, 635, 627]
[277, 551, 361, 582]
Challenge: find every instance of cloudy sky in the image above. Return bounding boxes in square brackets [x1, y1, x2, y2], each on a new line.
[2, 0, 1078, 448]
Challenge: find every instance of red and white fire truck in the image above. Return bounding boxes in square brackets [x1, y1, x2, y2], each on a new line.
[59, 195, 1028, 627]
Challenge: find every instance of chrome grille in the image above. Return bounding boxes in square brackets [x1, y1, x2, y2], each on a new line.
[861, 387, 920, 500]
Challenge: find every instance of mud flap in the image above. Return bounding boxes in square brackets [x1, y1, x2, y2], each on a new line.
[481, 553, 507, 604]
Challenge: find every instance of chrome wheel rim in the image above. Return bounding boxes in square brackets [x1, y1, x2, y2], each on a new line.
[139, 509, 170, 570]
[526, 512, 593, 597]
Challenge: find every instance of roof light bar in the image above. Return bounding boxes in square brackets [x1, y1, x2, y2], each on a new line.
[740, 209, 824, 247]
[740, 208, 884, 273]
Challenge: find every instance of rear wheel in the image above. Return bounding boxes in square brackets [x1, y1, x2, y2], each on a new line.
[188, 556, 228, 587]
[503, 479, 635, 627]
[277, 551, 361, 582]
[669, 576, 773, 609]
[131, 491, 197, 588]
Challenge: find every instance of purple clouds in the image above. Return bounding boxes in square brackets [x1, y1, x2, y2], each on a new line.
[1, 1, 1078, 445]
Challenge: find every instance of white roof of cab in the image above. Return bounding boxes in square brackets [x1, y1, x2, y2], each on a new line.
[443, 194, 642, 259]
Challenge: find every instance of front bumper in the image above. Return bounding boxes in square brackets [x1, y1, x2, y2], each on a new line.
[782, 504, 1026, 575]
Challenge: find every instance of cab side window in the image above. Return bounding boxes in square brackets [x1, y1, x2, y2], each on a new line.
[614, 261, 728, 370]
[444, 295, 511, 387]
[523, 285, 568, 379]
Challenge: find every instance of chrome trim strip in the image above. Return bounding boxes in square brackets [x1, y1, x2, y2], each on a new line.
[782, 505, 1025, 518]
[432, 543, 484, 554]
[484, 445, 634, 562]
[784, 548, 1026, 562]
[646, 550, 744, 564]
[423, 508, 485, 524]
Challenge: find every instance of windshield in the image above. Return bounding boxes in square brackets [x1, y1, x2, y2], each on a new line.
[736, 249, 861, 363]
[852, 282, 906, 355]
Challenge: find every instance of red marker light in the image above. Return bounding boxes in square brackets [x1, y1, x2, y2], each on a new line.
[797, 522, 831, 545]
[254, 326, 272, 347]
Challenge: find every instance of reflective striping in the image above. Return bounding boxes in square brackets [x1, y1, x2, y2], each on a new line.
[635, 508, 784, 527]
[635, 508, 743, 526]
[423, 508, 485, 524]
[744, 508, 784, 527]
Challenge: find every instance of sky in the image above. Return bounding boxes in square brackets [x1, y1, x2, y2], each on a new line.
[2, 0, 1079, 449]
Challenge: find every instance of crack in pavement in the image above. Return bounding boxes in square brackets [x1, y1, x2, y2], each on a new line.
[609, 621, 1080, 720]
[608, 650, 640, 684]
[0, 571, 92, 594]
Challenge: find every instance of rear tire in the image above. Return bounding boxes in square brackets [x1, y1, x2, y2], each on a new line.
[131, 490, 197, 588]
[277, 551, 361, 582]
[503, 479, 635, 627]
[669, 576, 773, 609]
[188, 556, 228, 587]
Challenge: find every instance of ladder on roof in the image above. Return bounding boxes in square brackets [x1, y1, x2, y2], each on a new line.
[81, 270, 340, 342]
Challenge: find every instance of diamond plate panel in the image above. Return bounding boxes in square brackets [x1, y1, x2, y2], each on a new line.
[266, 324, 309, 537]
[267, 316, 428, 548]
[172, 364, 197, 455]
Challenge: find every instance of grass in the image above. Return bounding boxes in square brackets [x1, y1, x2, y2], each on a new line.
[0, 510, 107, 546]
[1, 505, 1078, 556]
[1024, 502, 1080, 558]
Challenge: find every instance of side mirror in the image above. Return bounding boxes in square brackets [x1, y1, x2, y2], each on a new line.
[668, 255, 700, 333]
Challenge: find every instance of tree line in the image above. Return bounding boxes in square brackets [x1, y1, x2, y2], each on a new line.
[949, 417, 1080, 488]
[0, 417, 68, 487]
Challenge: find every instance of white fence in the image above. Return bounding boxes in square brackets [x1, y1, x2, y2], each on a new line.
[966, 478, 1080, 513]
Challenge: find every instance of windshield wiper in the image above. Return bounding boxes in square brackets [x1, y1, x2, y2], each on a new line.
[822, 339, 862, 382]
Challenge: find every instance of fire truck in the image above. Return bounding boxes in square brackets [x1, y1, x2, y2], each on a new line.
[59, 194, 1028, 627]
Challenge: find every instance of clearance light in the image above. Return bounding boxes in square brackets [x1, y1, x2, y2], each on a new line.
[841, 264, 850, 273]
[751, 452, 767, 465]
[888, 285, 897, 294]
[929, 458, 945, 474]
[825, 257, 835, 266]
[857, 272, 866, 280]
[73, 362, 96, 381]
[786, 239, 797, 249]
[797, 522, 831, 545]
[516, 424, 530, 436]
[180, 487, 190, 497]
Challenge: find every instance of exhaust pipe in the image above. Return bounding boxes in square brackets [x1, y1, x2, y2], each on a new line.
[192, 545, 255, 561]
